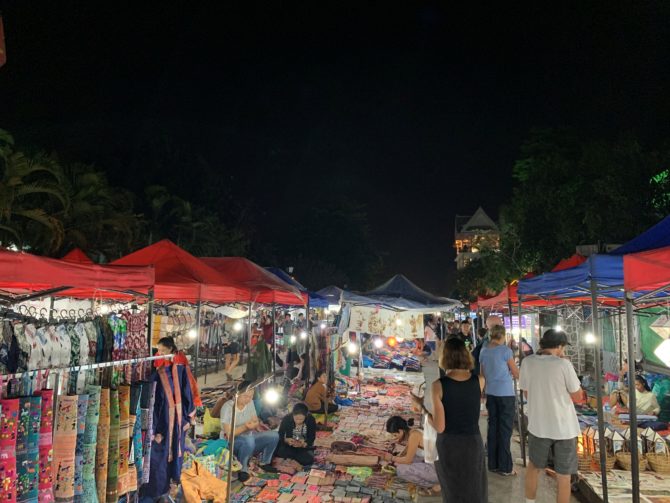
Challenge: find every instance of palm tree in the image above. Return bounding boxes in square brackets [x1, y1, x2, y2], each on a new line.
[0, 130, 68, 253]
[58, 163, 143, 261]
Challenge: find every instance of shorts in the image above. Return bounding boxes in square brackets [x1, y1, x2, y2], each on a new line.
[528, 433, 578, 475]
[223, 342, 240, 355]
[425, 341, 437, 352]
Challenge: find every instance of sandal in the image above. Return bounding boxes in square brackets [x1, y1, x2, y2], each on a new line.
[418, 487, 441, 497]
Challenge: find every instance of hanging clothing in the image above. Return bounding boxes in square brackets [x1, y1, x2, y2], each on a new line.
[72, 394, 88, 502]
[172, 352, 202, 408]
[246, 339, 272, 382]
[105, 389, 120, 503]
[116, 385, 131, 497]
[109, 315, 128, 362]
[53, 394, 78, 503]
[95, 388, 110, 503]
[16, 395, 41, 503]
[128, 383, 143, 493]
[140, 381, 157, 486]
[38, 389, 55, 503]
[0, 397, 19, 503]
[123, 311, 149, 360]
[82, 385, 100, 503]
[142, 363, 194, 499]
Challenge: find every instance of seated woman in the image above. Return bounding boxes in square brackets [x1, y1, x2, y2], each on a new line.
[275, 403, 317, 466]
[382, 416, 440, 497]
[305, 370, 339, 414]
[611, 375, 660, 416]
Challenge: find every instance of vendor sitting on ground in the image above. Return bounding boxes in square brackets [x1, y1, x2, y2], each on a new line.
[382, 415, 440, 497]
[219, 381, 279, 482]
[305, 369, 339, 414]
[610, 375, 660, 416]
[275, 402, 317, 466]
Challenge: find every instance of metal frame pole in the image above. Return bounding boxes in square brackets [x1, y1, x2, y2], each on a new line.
[146, 288, 155, 353]
[194, 299, 202, 378]
[305, 299, 311, 385]
[225, 389, 239, 503]
[624, 291, 640, 503]
[247, 302, 253, 363]
[272, 304, 277, 375]
[516, 296, 527, 466]
[590, 279, 609, 503]
[617, 308, 623, 370]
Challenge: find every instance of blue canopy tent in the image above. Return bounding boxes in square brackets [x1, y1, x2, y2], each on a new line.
[515, 217, 670, 503]
[265, 267, 330, 308]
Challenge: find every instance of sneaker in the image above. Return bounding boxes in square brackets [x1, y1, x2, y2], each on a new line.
[260, 464, 278, 473]
[237, 471, 250, 482]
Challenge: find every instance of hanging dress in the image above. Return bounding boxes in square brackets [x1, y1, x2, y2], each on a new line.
[141, 363, 194, 499]
[38, 388, 55, 503]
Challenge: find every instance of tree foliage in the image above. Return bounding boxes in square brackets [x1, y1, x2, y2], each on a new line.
[456, 129, 670, 301]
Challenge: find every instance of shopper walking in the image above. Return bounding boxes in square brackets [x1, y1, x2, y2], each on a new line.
[479, 324, 519, 475]
[425, 337, 487, 503]
[519, 329, 582, 503]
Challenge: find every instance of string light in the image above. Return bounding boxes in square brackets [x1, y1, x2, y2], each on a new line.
[387, 337, 397, 347]
[373, 338, 383, 349]
[233, 321, 243, 332]
[584, 332, 596, 345]
[188, 328, 197, 339]
[347, 342, 358, 354]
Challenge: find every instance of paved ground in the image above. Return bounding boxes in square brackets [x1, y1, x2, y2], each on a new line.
[419, 359, 580, 503]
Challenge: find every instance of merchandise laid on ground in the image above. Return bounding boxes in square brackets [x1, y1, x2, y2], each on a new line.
[202, 368, 428, 503]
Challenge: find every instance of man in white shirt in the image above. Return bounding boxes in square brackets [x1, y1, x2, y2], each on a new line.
[220, 382, 279, 482]
[519, 329, 583, 503]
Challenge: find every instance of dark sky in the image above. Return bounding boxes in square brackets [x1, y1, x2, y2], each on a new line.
[2, 1, 670, 293]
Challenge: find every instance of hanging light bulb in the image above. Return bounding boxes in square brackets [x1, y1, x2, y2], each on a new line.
[373, 338, 384, 349]
[554, 325, 563, 332]
[347, 341, 358, 354]
[233, 321, 243, 332]
[300, 331, 308, 340]
[290, 335, 297, 344]
[264, 387, 280, 405]
[320, 322, 327, 329]
[100, 304, 110, 314]
[395, 318, 402, 326]
[188, 328, 197, 339]
[584, 332, 596, 345]
[387, 337, 397, 347]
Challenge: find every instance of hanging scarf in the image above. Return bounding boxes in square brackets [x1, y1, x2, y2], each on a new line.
[156, 365, 182, 462]
[154, 353, 201, 407]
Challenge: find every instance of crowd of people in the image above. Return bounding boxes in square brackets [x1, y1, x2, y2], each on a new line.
[200, 311, 664, 503]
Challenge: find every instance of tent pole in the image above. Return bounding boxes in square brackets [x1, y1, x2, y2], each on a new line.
[247, 302, 253, 364]
[590, 279, 609, 503]
[194, 299, 202, 378]
[617, 308, 623, 370]
[624, 291, 640, 503]
[516, 296, 527, 467]
[305, 298, 311, 385]
[225, 388, 239, 503]
[272, 304, 277, 376]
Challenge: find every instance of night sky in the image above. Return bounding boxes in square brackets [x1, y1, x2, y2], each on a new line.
[2, 1, 670, 294]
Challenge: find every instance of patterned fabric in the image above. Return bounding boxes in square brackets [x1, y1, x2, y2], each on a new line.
[105, 388, 120, 503]
[123, 312, 149, 360]
[140, 381, 157, 485]
[12, 323, 29, 373]
[67, 325, 80, 367]
[53, 394, 78, 503]
[109, 316, 128, 361]
[129, 384, 143, 491]
[117, 385, 131, 496]
[34, 328, 49, 369]
[83, 322, 97, 363]
[73, 394, 88, 501]
[23, 324, 41, 371]
[95, 388, 110, 503]
[73, 323, 89, 367]
[55, 326, 71, 369]
[16, 396, 41, 503]
[82, 385, 100, 503]
[37, 389, 54, 503]
[0, 398, 20, 503]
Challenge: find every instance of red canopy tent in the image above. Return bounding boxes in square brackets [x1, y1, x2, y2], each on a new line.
[61, 248, 94, 264]
[112, 240, 249, 303]
[0, 248, 154, 301]
[623, 246, 670, 292]
[201, 257, 305, 306]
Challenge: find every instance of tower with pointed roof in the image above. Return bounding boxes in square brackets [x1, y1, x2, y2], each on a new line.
[454, 207, 500, 269]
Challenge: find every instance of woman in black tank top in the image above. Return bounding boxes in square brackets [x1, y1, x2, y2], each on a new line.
[425, 338, 487, 503]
